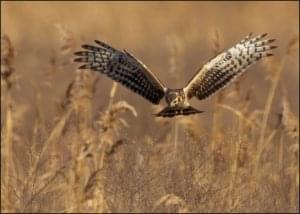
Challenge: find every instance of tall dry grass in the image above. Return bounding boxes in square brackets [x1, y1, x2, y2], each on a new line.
[1, 2, 299, 213]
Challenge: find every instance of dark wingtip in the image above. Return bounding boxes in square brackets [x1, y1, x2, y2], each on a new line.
[266, 53, 274, 57]
[94, 39, 115, 51]
[74, 57, 83, 62]
[94, 40, 101, 45]
[78, 64, 88, 69]
[74, 51, 84, 56]
[81, 44, 90, 49]
[95, 40, 103, 45]
[261, 33, 268, 38]
[268, 39, 276, 43]
[270, 45, 278, 49]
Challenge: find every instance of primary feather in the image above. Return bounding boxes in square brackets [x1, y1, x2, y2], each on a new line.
[184, 33, 277, 100]
[74, 40, 166, 104]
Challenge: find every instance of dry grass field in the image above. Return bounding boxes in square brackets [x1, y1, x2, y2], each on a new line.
[1, 1, 299, 213]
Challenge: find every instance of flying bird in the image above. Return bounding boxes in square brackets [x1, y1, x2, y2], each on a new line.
[74, 33, 277, 117]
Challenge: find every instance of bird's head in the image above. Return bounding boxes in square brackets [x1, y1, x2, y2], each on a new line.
[166, 89, 185, 107]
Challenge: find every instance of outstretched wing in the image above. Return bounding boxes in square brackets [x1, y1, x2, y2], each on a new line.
[74, 40, 166, 104]
[184, 33, 277, 100]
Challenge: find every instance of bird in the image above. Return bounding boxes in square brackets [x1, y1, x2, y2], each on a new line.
[74, 33, 277, 117]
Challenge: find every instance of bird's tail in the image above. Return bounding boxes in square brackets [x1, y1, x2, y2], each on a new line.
[154, 106, 204, 118]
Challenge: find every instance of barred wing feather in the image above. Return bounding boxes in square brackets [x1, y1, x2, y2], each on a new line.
[184, 33, 277, 100]
[74, 40, 166, 104]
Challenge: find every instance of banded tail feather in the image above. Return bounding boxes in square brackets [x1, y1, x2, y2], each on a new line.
[155, 106, 204, 118]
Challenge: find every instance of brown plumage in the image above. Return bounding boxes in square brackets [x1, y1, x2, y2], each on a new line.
[74, 33, 277, 117]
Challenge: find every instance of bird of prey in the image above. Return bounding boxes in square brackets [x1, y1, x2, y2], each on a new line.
[74, 33, 277, 117]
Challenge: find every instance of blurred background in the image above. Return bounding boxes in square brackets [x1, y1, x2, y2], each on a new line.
[1, 2, 299, 213]
[1, 2, 299, 136]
